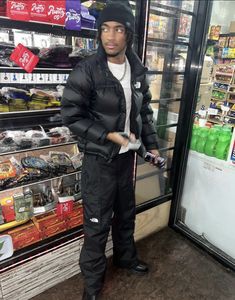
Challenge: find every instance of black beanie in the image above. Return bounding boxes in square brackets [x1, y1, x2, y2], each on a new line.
[97, 2, 135, 32]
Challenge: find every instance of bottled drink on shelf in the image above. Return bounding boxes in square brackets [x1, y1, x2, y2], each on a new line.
[214, 127, 232, 160]
[195, 127, 209, 153]
[190, 124, 199, 151]
[204, 127, 220, 157]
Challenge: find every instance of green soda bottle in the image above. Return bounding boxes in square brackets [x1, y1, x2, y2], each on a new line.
[214, 127, 232, 160]
[190, 125, 199, 150]
[195, 127, 209, 153]
[204, 127, 219, 157]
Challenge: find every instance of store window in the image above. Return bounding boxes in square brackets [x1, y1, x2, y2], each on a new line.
[177, 0, 235, 263]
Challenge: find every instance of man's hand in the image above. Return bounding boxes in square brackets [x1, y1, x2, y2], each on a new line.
[106, 132, 129, 147]
[149, 149, 160, 158]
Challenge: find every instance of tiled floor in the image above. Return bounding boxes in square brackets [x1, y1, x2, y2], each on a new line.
[32, 228, 235, 300]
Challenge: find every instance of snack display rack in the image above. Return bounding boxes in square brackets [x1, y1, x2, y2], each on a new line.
[208, 64, 235, 125]
[0, 0, 140, 272]
[0, 7, 90, 268]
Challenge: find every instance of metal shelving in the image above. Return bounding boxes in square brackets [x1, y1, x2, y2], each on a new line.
[0, 170, 81, 194]
[0, 140, 77, 157]
[0, 16, 97, 38]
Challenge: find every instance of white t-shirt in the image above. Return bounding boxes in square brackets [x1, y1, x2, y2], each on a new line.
[108, 57, 131, 154]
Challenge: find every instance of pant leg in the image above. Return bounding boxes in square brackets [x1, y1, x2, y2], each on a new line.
[112, 151, 137, 267]
[80, 154, 117, 295]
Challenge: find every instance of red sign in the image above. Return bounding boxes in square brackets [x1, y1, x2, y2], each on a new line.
[7, 0, 30, 21]
[10, 43, 39, 73]
[29, 0, 49, 23]
[47, 0, 66, 25]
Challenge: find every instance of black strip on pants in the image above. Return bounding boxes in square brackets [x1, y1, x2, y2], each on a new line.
[79, 151, 137, 295]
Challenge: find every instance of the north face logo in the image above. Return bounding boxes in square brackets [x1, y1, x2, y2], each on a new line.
[90, 218, 99, 223]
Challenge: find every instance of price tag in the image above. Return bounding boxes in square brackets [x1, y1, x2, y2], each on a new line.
[208, 108, 218, 115]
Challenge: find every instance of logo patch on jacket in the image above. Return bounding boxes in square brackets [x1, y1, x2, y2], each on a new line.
[134, 82, 141, 89]
[90, 218, 99, 223]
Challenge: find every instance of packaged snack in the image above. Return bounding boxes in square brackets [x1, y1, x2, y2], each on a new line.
[65, 0, 81, 31]
[0, 160, 17, 180]
[13, 188, 33, 221]
[0, 196, 15, 222]
[10, 43, 39, 73]
[7, 0, 30, 21]
[29, 0, 49, 23]
[47, 0, 66, 25]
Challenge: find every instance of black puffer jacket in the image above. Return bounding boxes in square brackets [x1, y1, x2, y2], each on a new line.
[61, 45, 158, 160]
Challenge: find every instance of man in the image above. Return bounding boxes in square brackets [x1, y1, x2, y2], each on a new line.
[61, 2, 160, 299]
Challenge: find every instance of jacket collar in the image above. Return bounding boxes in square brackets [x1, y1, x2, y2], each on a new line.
[96, 44, 148, 78]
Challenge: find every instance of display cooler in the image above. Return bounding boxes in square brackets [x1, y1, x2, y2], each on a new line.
[0, 0, 226, 299]
[169, 0, 235, 271]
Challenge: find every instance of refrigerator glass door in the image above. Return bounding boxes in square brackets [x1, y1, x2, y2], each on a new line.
[175, 0, 235, 264]
[135, 0, 195, 205]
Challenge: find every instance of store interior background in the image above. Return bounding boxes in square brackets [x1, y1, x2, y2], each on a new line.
[0, 0, 235, 299]
[211, 1, 235, 33]
[176, 0, 235, 266]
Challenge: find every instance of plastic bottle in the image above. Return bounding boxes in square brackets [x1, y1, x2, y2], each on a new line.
[204, 127, 219, 156]
[214, 127, 232, 160]
[195, 127, 209, 153]
[190, 125, 199, 150]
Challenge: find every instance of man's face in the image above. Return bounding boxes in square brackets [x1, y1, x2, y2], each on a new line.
[100, 21, 127, 58]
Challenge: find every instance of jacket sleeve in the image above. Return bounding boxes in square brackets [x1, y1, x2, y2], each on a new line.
[61, 63, 108, 145]
[140, 77, 159, 150]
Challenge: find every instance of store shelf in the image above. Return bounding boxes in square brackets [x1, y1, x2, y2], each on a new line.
[0, 170, 81, 194]
[148, 38, 189, 47]
[0, 140, 77, 157]
[0, 17, 97, 38]
[147, 70, 185, 75]
[210, 97, 225, 101]
[151, 97, 181, 103]
[0, 108, 61, 118]
[150, 2, 194, 16]
[215, 72, 233, 76]
[213, 80, 231, 85]
[220, 33, 235, 37]
[156, 122, 178, 129]
[227, 99, 235, 104]
[0, 67, 73, 73]
[212, 87, 228, 93]
[0, 225, 84, 272]
[149, 7, 177, 19]
[0, 82, 65, 86]
[208, 117, 235, 126]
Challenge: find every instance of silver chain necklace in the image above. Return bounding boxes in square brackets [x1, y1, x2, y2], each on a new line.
[118, 58, 127, 82]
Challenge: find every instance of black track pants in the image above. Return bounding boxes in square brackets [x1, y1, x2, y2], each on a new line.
[79, 151, 137, 295]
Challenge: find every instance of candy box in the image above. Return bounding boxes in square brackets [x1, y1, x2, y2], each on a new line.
[29, 0, 49, 23]
[1, 196, 15, 223]
[10, 43, 39, 73]
[47, 0, 66, 25]
[7, 0, 29, 21]
[65, 0, 81, 31]
[42, 221, 67, 238]
[32, 211, 63, 231]
[7, 221, 41, 250]
[65, 215, 83, 229]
